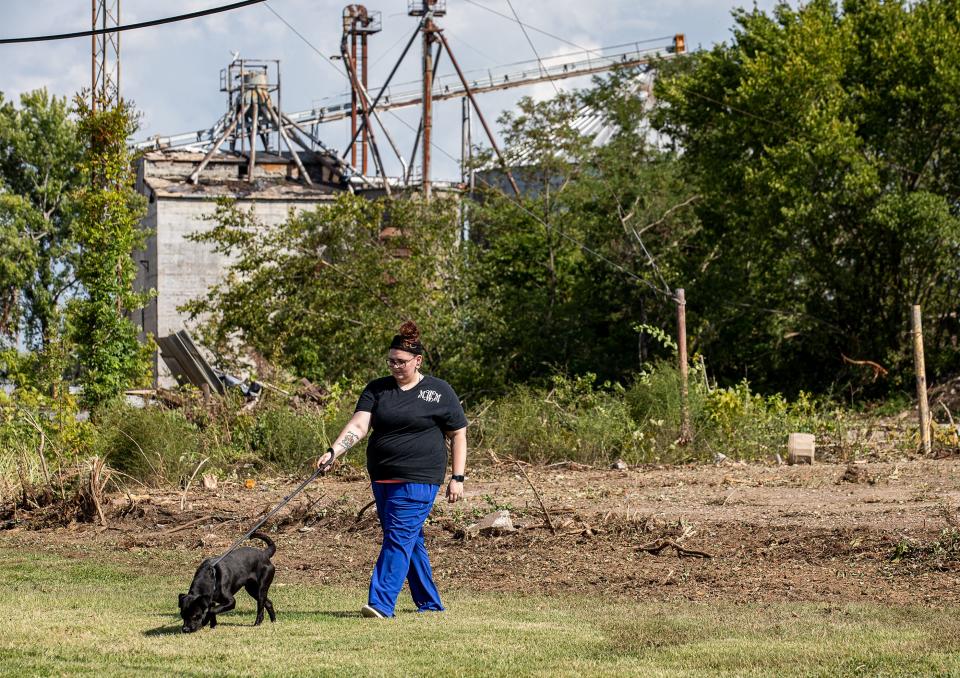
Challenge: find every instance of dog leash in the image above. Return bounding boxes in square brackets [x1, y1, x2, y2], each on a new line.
[208, 455, 334, 567]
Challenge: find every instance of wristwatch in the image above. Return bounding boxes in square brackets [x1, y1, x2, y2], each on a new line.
[450, 474, 465, 483]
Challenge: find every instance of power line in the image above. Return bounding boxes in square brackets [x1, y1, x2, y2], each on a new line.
[442, 28, 499, 67]
[495, 0, 677, 297]
[463, 0, 672, 58]
[0, 0, 265, 45]
[261, 2, 345, 79]
[370, 30, 416, 69]
[504, 0, 560, 95]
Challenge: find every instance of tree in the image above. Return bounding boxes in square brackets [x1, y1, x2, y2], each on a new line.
[0, 191, 38, 340]
[182, 194, 473, 389]
[466, 92, 593, 383]
[67, 98, 152, 408]
[0, 90, 83, 348]
[655, 0, 960, 393]
[466, 72, 699, 386]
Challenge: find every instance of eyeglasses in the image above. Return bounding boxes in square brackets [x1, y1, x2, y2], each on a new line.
[386, 357, 415, 368]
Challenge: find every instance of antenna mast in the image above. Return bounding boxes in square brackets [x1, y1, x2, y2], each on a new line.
[91, 0, 121, 110]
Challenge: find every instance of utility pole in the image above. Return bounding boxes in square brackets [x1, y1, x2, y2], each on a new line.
[460, 97, 473, 241]
[409, 0, 445, 199]
[350, 22, 358, 168]
[91, 0, 120, 111]
[422, 14, 438, 199]
[461, 97, 472, 186]
[361, 29, 370, 175]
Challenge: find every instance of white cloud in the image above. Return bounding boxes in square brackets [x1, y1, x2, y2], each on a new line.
[0, 0, 782, 179]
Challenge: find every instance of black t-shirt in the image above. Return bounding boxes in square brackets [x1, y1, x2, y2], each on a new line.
[356, 375, 468, 485]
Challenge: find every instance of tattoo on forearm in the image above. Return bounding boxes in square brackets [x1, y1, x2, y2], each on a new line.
[338, 432, 359, 452]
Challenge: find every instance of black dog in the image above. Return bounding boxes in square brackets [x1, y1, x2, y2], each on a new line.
[178, 532, 277, 633]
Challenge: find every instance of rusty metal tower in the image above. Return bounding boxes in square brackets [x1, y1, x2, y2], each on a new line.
[187, 58, 355, 186]
[409, 0, 445, 199]
[91, 0, 121, 110]
[343, 6, 381, 175]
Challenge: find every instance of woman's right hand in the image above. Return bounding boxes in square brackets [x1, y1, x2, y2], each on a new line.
[316, 448, 335, 473]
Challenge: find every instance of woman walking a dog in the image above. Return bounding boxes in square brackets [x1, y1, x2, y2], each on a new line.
[317, 320, 467, 618]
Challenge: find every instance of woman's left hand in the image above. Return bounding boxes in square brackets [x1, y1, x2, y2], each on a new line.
[446, 479, 463, 503]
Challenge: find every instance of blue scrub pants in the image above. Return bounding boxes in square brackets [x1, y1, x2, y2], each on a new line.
[368, 482, 444, 617]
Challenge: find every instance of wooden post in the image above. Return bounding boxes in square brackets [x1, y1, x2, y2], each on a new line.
[912, 304, 932, 455]
[677, 288, 691, 443]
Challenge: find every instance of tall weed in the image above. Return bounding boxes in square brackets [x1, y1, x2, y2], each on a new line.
[92, 404, 202, 486]
[472, 363, 863, 465]
[471, 374, 643, 465]
[243, 407, 326, 474]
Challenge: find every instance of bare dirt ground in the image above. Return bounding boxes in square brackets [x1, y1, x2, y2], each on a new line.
[3, 457, 960, 605]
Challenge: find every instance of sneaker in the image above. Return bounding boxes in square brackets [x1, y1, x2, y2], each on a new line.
[361, 604, 386, 618]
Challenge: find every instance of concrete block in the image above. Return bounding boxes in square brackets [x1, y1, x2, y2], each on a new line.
[478, 510, 515, 535]
[787, 433, 815, 464]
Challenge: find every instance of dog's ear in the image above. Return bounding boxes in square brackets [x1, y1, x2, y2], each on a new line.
[178, 593, 186, 610]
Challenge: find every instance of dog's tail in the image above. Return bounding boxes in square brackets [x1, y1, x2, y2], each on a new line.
[249, 532, 276, 559]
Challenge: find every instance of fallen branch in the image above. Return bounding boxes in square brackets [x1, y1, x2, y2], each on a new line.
[356, 499, 376, 522]
[17, 407, 52, 491]
[513, 460, 556, 534]
[841, 353, 889, 381]
[80, 456, 112, 527]
[467, 399, 494, 425]
[259, 380, 292, 398]
[299, 491, 327, 517]
[637, 537, 713, 559]
[941, 402, 956, 429]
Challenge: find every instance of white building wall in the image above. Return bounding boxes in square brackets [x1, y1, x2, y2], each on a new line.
[143, 197, 311, 387]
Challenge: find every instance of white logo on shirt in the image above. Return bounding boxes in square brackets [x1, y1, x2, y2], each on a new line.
[418, 389, 442, 404]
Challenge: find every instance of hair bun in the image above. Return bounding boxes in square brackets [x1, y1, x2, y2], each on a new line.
[398, 320, 420, 346]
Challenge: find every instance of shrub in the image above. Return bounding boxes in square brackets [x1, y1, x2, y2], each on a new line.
[245, 407, 326, 474]
[703, 382, 813, 459]
[92, 402, 202, 486]
[471, 374, 644, 465]
[624, 360, 710, 463]
[83, 380, 378, 487]
[468, 362, 865, 467]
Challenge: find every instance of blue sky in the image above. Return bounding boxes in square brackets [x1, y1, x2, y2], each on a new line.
[0, 0, 780, 179]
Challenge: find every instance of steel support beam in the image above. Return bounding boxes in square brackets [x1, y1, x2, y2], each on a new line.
[437, 30, 520, 196]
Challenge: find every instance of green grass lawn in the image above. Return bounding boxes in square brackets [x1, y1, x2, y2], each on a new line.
[1, 547, 958, 677]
